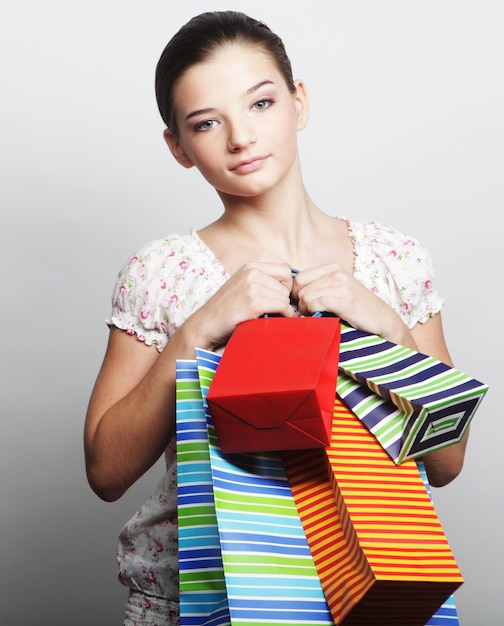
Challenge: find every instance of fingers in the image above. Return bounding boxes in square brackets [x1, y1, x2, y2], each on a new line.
[202, 262, 295, 342]
[291, 263, 404, 339]
[292, 264, 342, 295]
[240, 262, 295, 318]
[243, 261, 294, 293]
[292, 264, 347, 316]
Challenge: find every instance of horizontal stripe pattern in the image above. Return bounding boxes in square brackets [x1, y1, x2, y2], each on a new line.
[331, 399, 462, 623]
[284, 447, 373, 623]
[337, 374, 405, 463]
[286, 399, 462, 625]
[337, 324, 488, 463]
[327, 399, 463, 582]
[176, 359, 230, 626]
[419, 464, 460, 626]
[181, 343, 461, 625]
[196, 349, 334, 626]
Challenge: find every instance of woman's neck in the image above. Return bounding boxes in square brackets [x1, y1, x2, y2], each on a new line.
[197, 187, 351, 276]
[215, 184, 321, 244]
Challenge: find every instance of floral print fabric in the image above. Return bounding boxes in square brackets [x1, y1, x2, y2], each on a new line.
[347, 220, 443, 327]
[123, 590, 179, 626]
[108, 219, 443, 615]
[107, 229, 228, 351]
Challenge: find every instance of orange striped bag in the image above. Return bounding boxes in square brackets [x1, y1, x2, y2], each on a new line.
[283, 398, 463, 625]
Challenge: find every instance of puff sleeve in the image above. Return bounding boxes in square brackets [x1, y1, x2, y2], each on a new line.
[106, 232, 229, 351]
[347, 220, 444, 329]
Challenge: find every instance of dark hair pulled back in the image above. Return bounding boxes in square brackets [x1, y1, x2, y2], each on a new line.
[155, 11, 296, 135]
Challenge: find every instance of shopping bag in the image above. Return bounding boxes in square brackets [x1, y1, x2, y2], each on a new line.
[337, 323, 488, 463]
[195, 348, 335, 626]
[336, 372, 415, 464]
[176, 359, 230, 626]
[283, 397, 463, 625]
[206, 316, 341, 453]
[418, 462, 461, 626]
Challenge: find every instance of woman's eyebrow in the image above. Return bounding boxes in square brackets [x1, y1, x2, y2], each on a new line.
[185, 107, 215, 122]
[184, 80, 276, 122]
[245, 79, 275, 95]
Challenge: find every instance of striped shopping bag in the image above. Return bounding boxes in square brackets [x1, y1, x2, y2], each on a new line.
[195, 348, 335, 626]
[337, 323, 488, 463]
[283, 397, 463, 625]
[418, 463, 461, 626]
[176, 360, 230, 626]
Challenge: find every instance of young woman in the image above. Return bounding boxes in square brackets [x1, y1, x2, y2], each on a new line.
[84, 11, 469, 625]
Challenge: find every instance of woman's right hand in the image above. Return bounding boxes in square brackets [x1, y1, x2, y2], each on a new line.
[183, 261, 296, 351]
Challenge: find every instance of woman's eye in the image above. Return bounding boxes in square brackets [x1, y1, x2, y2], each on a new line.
[253, 98, 274, 111]
[194, 119, 217, 132]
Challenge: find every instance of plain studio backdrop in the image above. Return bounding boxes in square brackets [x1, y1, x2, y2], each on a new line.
[1, 1, 502, 624]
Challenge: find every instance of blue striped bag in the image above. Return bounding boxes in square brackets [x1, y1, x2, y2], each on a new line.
[194, 348, 335, 626]
[337, 323, 488, 464]
[419, 462, 461, 626]
[176, 360, 230, 626]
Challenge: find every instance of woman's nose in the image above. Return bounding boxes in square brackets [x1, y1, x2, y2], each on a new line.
[227, 118, 257, 152]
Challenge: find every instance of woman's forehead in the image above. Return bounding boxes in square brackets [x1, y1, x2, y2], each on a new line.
[185, 41, 276, 78]
[173, 43, 283, 100]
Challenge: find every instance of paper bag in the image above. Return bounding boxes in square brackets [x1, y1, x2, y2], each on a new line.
[206, 316, 341, 453]
[175, 359, 230, 626]
[283, 397, 463, 625]
[196, 348, 335, 626]
[337, 323, 488, 463]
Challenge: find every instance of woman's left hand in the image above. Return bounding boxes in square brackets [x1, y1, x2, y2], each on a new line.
[293, 263, 469, 487]
[291, 263, 412, 348]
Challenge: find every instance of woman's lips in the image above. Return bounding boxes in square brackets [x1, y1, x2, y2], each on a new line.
[231, 156, 268, 174]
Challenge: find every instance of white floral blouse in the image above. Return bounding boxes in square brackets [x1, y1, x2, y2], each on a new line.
[107, 219, 443, 604]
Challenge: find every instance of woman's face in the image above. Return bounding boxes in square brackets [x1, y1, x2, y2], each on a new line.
[165, 42, 309, 199]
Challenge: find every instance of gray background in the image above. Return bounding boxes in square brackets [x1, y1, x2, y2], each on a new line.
[1, 1, 502, 624]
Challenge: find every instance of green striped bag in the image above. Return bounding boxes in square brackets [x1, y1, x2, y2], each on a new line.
[194, 348, 335, 626]
[337, 324, 488, 464]
[176, 359, 230, 626]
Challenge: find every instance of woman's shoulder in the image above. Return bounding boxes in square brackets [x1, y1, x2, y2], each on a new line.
[345, 217, 435, 271]
[107, 230, 228, 347]
[345, 218, 425, 252]
[116, 230, 226, 280]
[123, 231, 202, 267]
[343, 217, 443, 327]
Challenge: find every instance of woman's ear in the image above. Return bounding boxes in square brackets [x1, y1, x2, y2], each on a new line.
[163, 129, 195, 169]
[293, 79, 310, 131]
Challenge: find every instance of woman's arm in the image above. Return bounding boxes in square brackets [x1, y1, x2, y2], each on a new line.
[84, 325, 193, 502]
[410, 313, 469, 487]
[292, 264, 469, 487]
[84, 262, 295, 502]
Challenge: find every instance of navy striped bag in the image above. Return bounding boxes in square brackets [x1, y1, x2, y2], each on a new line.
[337, 323, 488, 464]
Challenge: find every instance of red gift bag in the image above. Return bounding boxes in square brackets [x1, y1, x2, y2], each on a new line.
[206, 316, 341, 453]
